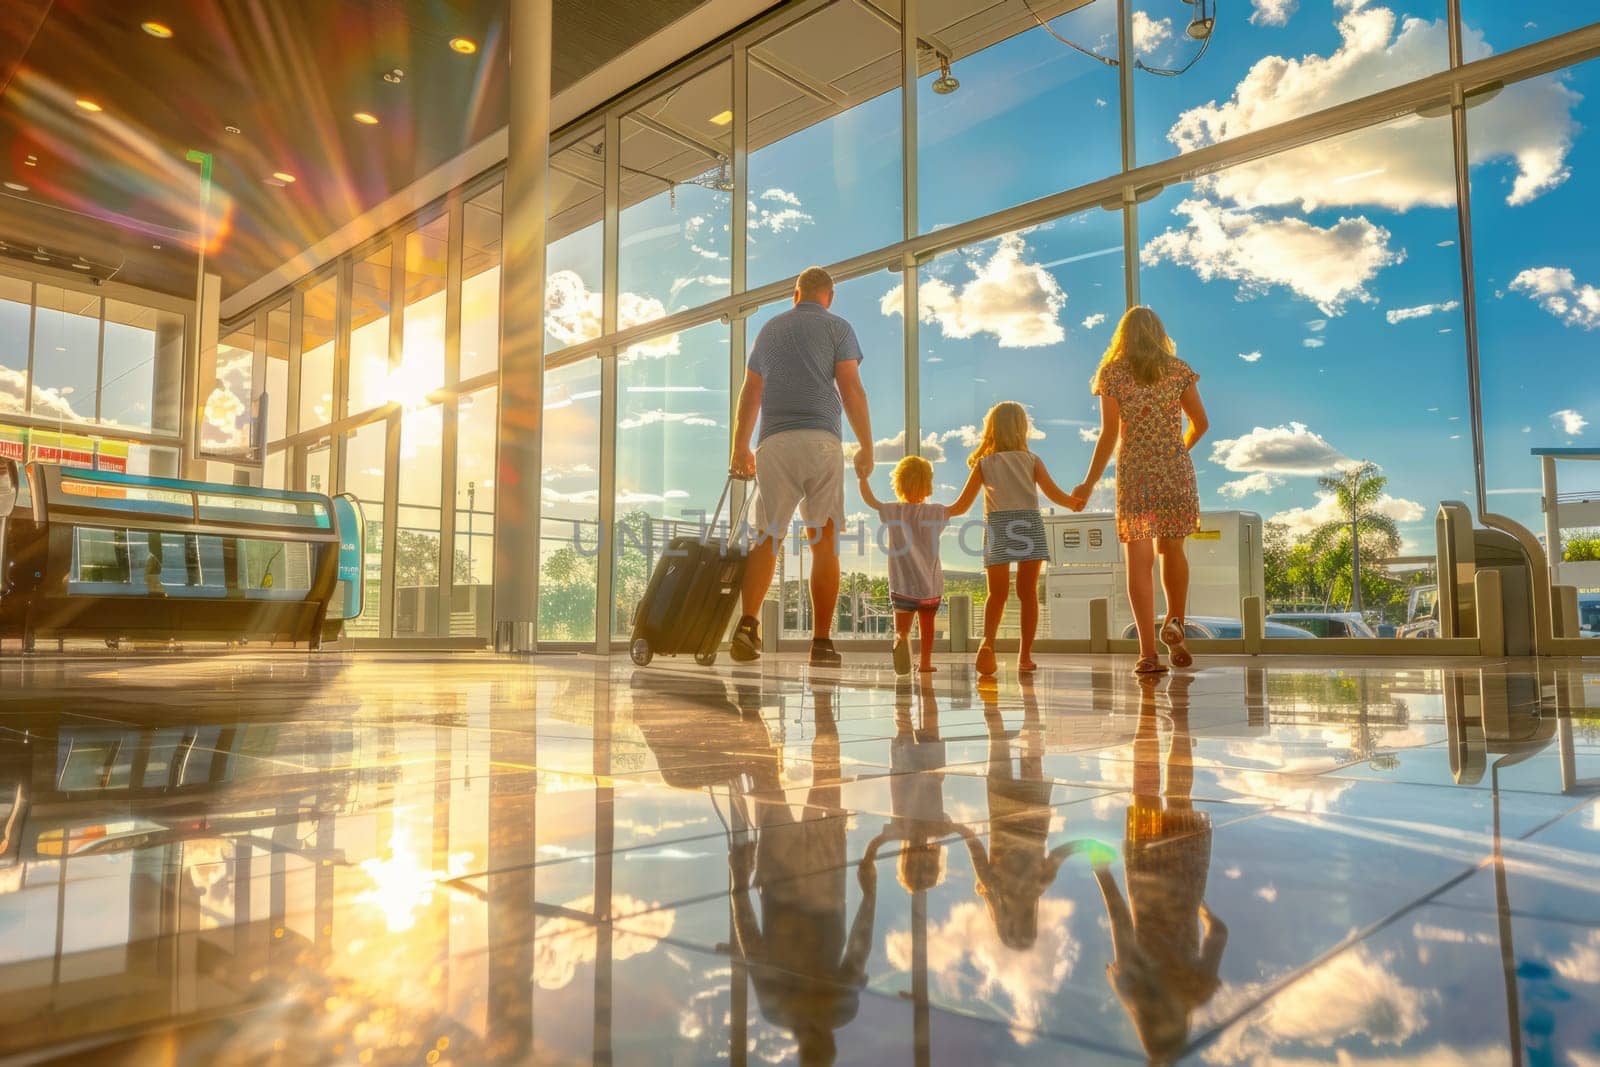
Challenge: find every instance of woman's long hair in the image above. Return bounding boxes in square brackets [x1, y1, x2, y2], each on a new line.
[967, 401, 1032, 469]
[1093, 306, 1178, 390]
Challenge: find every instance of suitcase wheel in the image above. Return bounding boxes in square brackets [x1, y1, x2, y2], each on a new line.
[694, 648, 717, 667]
[630, 638, 653, 667]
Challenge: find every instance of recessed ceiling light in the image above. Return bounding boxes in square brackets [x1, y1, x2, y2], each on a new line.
[23, 155, 37, 166]
[224, 124, 241, 135]
[2, 181, 26, 192]
[382, 68, 405, 84]
[75, 98, 103, 113]
[709, 110, 733, 126]
[152, 243, 162, 250]
[449, 37, 477, 55]
[71, 260, 91, 270]
[33, 254, 49, 262]
[140, 21, 173, 38]
[271, 171, 296, 184]
[353, 111, 379, 125]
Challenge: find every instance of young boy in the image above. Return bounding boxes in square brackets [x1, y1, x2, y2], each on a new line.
[859, 456, 950, 675]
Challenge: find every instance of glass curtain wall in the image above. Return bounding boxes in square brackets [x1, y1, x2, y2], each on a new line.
[219, 1, 1600, 647]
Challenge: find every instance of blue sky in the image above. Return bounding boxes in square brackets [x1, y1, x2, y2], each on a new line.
[539, 2, 1600, 572]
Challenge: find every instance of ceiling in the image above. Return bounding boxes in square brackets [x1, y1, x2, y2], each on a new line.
[0, 0, 705, 299]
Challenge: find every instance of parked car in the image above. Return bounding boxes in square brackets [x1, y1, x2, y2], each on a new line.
[1119, 615, 1315, 640]
[1579, 593, 1600, 638]
[1266, 612, 1377, 638]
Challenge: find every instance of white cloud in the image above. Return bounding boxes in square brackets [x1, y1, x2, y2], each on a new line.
[1211, 422, 1350, 475]
[667, 273, 730, 304]
[759, 188, 801, 207]
[1510, 266, 1600, 329]
[1218, 472, 1282, 499]
[1249, 0, 1297, 26]
[546, 269, 679, 357]
[1201, 948, 1433, 1063]
[747, 188, 813, 235]
[1141, 198, 1402, 315]
[1081, 313, 1106, 329]
[887, 898, 1078, 1046]
[1238, 351, 1263, 363]
[844, 428, 947, 466]
[1551, 408, 1588, 436]
[1305, 318, 1327, 332]
[1270, 490, 1426, 538]
[1386, 299, 1460, 324]
[1175, 6, 1580, 213]
[1302, 337, 1325, 348]
[1437, 239, 1457, 247]
[882, 233, 1066, 348]
[1167, 5, 1580, 214]
[1131, 10, 1172, 54]
[618, 409, 718, 431]
[1078, 427, 1101, 443]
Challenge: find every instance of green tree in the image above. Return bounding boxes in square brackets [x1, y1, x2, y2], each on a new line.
[1308, 462, 1402, 613]
[393, 529, 473, 587]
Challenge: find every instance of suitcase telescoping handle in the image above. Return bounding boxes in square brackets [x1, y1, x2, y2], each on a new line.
[711, 471, 756, 550]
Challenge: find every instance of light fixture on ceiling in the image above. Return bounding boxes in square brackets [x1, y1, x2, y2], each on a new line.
[1183, 0, 1215, 40]
[71, 260, 91, 270]
[353, 111, 379, 125]
[33, 254, 49, 262]
[140, 20, 173, 38]
[932, 54, 959, 95]
[271, 171, 296, 184]
[709, 109, 733, 127]
[75, 98, 103, 113]
[224, 124, 241, 135]
[152, 243, 162, 250]
[2, 181, 26, 192]
[449, 37, 477, 55]
[383, 68, 405, 84]
[24, 154, 37, 166]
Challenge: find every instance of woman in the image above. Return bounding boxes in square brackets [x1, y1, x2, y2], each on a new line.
[1074, 307, 1209, 675]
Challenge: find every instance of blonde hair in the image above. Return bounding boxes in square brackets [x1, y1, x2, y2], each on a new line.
[1093, 306, 1178, 390]
[898, 841, 945, 893]
[967, 401, 1032, 469]
[891, 455, 934, 501]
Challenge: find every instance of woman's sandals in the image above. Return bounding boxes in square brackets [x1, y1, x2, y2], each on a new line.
[1160, 616, 1193, 669]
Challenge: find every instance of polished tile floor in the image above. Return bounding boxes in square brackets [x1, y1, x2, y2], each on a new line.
[1, 651, 1598, 1064]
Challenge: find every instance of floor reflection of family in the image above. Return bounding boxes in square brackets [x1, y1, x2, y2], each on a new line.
[631, 671, 1227, 1064]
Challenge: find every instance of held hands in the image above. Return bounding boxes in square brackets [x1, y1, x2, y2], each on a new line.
[731, 445, 757, 479]
[1069, 483, 1094, 511]
[853, 441, 875, 479]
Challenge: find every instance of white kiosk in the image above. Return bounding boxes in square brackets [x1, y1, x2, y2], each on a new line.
[1043, 510, 1264, 639]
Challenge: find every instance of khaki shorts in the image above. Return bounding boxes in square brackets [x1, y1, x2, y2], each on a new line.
[752, 429, 845, 542]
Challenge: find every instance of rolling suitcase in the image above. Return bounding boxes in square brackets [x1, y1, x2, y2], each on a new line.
[629, 474, 753, 667]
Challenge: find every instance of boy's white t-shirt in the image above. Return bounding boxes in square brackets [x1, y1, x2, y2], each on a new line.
[875, 501, 950, 602]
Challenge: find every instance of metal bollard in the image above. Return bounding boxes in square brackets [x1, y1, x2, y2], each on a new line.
[761, 598, 780, 653]
[1089, 598, 1110, 654]
[947, 595, 971, 654]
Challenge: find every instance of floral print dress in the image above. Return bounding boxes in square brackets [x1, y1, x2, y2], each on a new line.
[1094, 358, 1200, 543]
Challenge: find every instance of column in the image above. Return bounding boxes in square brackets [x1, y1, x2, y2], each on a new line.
[493, 0, 554, 652]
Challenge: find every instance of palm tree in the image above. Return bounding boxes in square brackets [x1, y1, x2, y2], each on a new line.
[1308, 462, 1401, 614]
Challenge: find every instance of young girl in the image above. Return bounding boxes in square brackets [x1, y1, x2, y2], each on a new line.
[1073, 307, 1210, 675]
[859, 455, 949, 675]
[951, 401, 1083, 676]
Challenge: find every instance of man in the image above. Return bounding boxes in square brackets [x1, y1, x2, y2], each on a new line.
[729, 266, 873, 666]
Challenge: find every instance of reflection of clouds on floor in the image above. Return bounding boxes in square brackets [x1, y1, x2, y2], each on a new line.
[534, 892, 675, 991]
[886, 898, 1079, 1045]
[1200, 946, 1435, 1063]
[1547, 928, 1600, 985]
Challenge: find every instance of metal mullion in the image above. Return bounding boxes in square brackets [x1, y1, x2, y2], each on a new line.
[380, 410, 401, 638]
[93, 298, 105, 424]
[594, 108, 621, 648]
[901, 0, 919, 457]
[731, 38, 749, 498]
[1118, 0, 1139, 308]
[439, 196, 465, 633]
[250, 308, 268, 473]
[388, 234, 405, 375]
[1449, 94, 1488, 514]
[331, 262, 353, 492]
[23, 282, 35, 418]
[286, 288, 305, 485]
